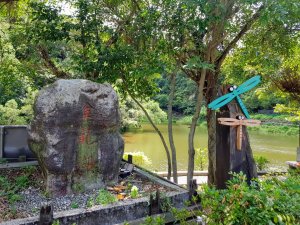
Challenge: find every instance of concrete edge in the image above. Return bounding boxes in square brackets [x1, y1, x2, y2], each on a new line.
[0, 161, 38, 169]
[134, 166, 187, 192]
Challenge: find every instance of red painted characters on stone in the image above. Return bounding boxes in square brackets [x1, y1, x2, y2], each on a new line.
[79, 104, 91, 144]
[83, 104, 91, 119]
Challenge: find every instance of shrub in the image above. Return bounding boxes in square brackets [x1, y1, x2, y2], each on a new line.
[195, 147, 208, 170]
[123, 152, 152, 167]
[119, 97, 167, 131]
[130, 186, 139, 199]
[0, 88, 37, 125]
[95, 189, 117, 205]
[254, 156, 270, 171]
[201, 172, 300, 224]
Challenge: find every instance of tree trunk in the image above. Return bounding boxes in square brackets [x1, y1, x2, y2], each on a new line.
[187, 69, 206, 189]
[168, 72, 178, 183]
[206, 71, 218, 186]
[129, 93, 172, 180]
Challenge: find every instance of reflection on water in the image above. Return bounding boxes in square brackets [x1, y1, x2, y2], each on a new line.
[123, 124, 298, 171]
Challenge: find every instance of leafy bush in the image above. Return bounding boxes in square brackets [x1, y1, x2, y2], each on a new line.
[254, 156, 270, 171]
[130, 185, 139, 198]
[195, 147, 208, 170]
[141, 216, 165, 225]
[0, 88, 37, 125]
[176, 109, 207, 125]
[274, 104, 300, 123]
[201, 172, 300, 225]
[120, 97, 167, 131]
[123, 152, 152, 167]
[95, 189, 117, 205]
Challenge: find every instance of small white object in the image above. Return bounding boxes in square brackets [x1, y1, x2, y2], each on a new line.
[196, 216, 205, 224]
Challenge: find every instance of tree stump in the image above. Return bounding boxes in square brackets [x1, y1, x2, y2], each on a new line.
[215, 86, 257, 189]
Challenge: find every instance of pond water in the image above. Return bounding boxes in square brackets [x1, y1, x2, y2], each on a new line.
[123, 124, 298, 172]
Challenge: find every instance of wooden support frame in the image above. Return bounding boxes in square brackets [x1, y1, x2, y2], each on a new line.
[218, 118, 261, 150]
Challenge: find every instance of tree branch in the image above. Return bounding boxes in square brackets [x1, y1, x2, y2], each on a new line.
[121, 76, 172, 180]
[215, 5, 265, 68]
[105, 1, 140, 48]
[38, 45, 70, 79]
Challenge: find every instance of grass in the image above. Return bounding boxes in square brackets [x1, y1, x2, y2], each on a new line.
[0, 175, 28, 204]
[248, 124, 298, 136]
[71, 202, 79, 209]
[175, 115, 207, 126]
[251, 113, 293, 122]
[0, 165, 43, 222]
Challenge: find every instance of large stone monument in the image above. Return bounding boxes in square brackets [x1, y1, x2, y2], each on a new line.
[28, 79, 124, 196]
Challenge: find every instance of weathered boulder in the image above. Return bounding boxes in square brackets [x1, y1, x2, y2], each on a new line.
[28, 79, 124, 196]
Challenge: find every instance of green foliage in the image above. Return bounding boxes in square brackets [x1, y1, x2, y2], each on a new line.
[195, 147, 208, 171]
[171, 207, 192, 225]
[248, 124, 298, 136]
[0, 176, 11, 195]
[141, 216, 165, 225]
[141, 101, 167, 124]
[251, 113, 290, 121]
[70, 202, 79, 209]
[23, 166, 37, 176]
[42, 190, 50, 198]
[72, 183, 84, 193]
[274, 104, 300, 123]
[0, 100, 26, 125]
[8, 194, 23, 204]
[201, 172, 300, 224]
[15, 175, 29, 188]
[0, 158, 8, 164]
[254, 156, 270, 171]
[153, 74, 198, 115]
[123, 152, 152, 168]
[86, 197, 94, 208]
[0, 173, 30, 203]
[176, 109, 207, 125]
[52, 220, 60, 225]
[120, 97, 167, 131]
[0, 88, 37, 125]
[95, 189, 117, 205]
[130, 186, 139, 199]
[159, 192, 172, 213]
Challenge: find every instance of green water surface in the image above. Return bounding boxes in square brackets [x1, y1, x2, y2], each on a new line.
[123, 124, 298, 171]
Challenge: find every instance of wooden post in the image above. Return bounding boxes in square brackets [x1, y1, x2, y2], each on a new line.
[39, 205, 53, 225]
[215, 87, 257, 189]
[188, 179, 200, 204]
[149, 190, 161, 215]
[128, 154, 133, 164]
